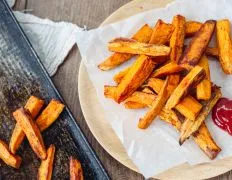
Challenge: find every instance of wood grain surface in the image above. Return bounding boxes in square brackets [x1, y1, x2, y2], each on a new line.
[13, 0, 232, 179]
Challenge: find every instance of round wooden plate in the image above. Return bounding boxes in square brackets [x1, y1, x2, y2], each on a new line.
[78, 0, 232, 179]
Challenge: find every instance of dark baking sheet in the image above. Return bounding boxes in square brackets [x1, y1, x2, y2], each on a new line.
[0, 0, 110, 179]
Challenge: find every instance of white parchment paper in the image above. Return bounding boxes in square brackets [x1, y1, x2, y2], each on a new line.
[76, 0, 232, 177]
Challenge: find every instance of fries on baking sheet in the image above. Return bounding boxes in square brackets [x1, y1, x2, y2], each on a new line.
[99, 15, 232, 160]
[38, 144, 56, 180]
[70, 157, 84, 180]
[10, 96, 44, 154]
[0, 139, 22, 169]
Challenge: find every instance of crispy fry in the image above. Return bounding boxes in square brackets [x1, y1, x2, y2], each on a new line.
[179, 86, 222, 145]
[193, 122, 221, 159]
[36, 99, 65, 132]
[38, 144, 56, 180]
[151, 62, 185, 78]
[124, 101, 147, 109]
[205, 47, 219, 58]
[10, 96, 44, 154]
[0, 139, 22, 169]
[185, 21, 202, 37]
[216, 19, 232, 74]
[113, 66, 130, 84]
[149, 19, 174, 44]
[98, 24, 153, 70]
[108, 38, 171, 57]
[159, 110, 221, 159]
[165, 66, 205, 109]
[138, 77, 170, 129]
[179, 20, 216, 65]
[170, 15, 186, 62]
[70, 157, 84, 180]
[115, 55, 156, 103]
[175, 95, 202, 121]
[13, 108, 47, 160]
[125, 92, 156, 106]
[196, 55, 211, 100]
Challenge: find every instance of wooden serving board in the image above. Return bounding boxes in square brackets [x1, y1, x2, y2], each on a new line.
[78, 0, 232, 179]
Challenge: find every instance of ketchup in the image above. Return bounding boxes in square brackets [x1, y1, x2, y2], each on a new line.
[212, 98, 232, 135]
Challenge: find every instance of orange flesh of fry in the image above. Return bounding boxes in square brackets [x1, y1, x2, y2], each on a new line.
[70, 157, 84, 180]
[185, 21, 202, 37]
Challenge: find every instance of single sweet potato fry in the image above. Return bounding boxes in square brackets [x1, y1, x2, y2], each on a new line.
[205, 47, 219, 58]
[216, 19, 232, 74]
[138, 77, 170, 129]
[165, 66, 205, 109]
[70, 157, 84, 180]
[0, 139, 22, 169]
[196, 55, 211, 100]
[10, 96, 44, 154]
[13, 108, 47, 160]
[185, 21, 202, 37]
[115, 55, 156, 103]
[179, 86, 222, 145]
[104, 85, 116, 99]
[151, 62, 185, 78]
[98, 24, 153, 70]
[149, 19, 174, 44]
[179, 20, 216, 65]
[108, 38, 171, 57]
[175, 95, 202, 121]
[113, 66, 130, 84]
[145, 78, 164, 94]
[170, 15, 186, 62]
[36, 99, 65, 132]
[38, 144, 56, 180]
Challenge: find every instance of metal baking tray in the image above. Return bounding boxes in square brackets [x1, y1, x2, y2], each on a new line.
[0, 0, 110, 179]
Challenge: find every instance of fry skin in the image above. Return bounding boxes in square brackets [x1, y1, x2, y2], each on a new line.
[115, 55, 156, 103]
[108, 38, 171, 57]
[150, 62, 185, 78]
[165, 66, 205, 109]
[70, 157, 84, 180]
[179, 20, 216, 65]
[113, 66, 130, 84]
[10, 96, 44, 154]
[0, 139, 22, 169]
[175, 95, 202, 121]
[138, 77, 170, 129]
[205, 47, 219, 58]
[98, 24, 153, 70]
[38, 144, 56, 180]
[13, 108, 47, 160]
[149, 19, 174, 44]
[216, 19, 232, 74]
[196, 55, 211, 100]
[170, 15, 186, 62]
[179, 86, 222, 145]
[185, 21, 202, 37]
[36, 99, 65, 132]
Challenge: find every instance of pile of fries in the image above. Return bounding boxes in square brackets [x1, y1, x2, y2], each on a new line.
[0, 96, 84, 179]
[99, 15, 232, 159]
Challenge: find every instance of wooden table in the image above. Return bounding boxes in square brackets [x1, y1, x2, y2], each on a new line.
[13, 0, 232, 179]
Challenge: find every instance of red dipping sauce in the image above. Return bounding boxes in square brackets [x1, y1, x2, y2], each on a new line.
[212, 98, 232, 135]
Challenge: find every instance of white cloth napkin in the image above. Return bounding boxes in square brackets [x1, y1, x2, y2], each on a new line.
[7, 0, 82, 76]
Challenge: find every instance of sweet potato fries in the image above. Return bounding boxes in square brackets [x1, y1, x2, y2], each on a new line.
[99, 14, 229, 160]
